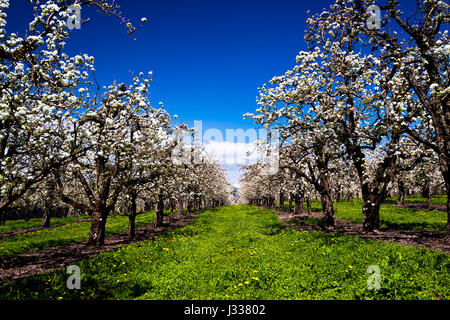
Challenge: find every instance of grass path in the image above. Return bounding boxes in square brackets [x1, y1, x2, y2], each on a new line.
[1, 205, 448, 300]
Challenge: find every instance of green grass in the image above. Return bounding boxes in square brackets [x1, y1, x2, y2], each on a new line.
[1, 205, 448, 300]
[281, 198, 447, 231]
[335, 201, 447, 231]
[384, 194, 447, 206]
[0, 211, 158, 257]
[0, 207, 184, 236]
[0, 216, 89, 235]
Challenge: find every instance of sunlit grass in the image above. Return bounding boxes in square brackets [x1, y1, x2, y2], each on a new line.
[0, 211, 157, 257]
[0, 215, 89, 234]
[280, 196, 447, 231]
[1, 205, 448, 300]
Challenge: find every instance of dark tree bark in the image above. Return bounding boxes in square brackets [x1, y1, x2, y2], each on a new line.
[294, 194, 305, 215]
[178, 198, 183, 215]
[315, 146, 335, 229]
[24, 206, 30, 222]
[169, 199, 175, 223]
[128, 192, 137, 238]
[421, 181, 432, 210]
[279, 191, 285, 209]
[87, 210, 108, 246]
[306, 198, 312, 215]
[321, 193, 335, 229]
[398, 180, 405, 205]
[41, 177, 56, 228]
[335, 191, 341, 203]
[362, 197, 381, 233]
[442, 161, 450, 236]
[155, 192, 164, 228]
[288, 195, 293, 212]
[41, 206, 51, 228]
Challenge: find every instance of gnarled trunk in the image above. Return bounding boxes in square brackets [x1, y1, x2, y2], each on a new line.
[178, 198, 183, 215]
[362, 200, 381, 232]
[320, 192, 335, 229]
[87, 210, 108, 246]
[447, 189, 450, 236]
[421, 181, 432, 210]
[279, 191, 285, 209]
[41, 207, 51, 228]
[294, 195, 305, 215]
[397, 180, 405, 205]
[155, 193, 164, 228]
[24, 206, 30, 222]
[128, 192, 137, 238]
[306, 198, 311, 215]
[443, 161, 450, 235]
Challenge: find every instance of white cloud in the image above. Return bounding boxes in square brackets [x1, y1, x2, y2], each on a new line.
[203, 140, 260, 166]
[202, 141, 261, 187]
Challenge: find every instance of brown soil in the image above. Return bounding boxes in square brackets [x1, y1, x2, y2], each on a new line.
[0, 213, 197, 283]
[276, 210, 450, 253]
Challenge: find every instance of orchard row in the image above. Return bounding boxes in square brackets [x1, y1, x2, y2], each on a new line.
[0, 0, 233, 246]
[239, 0, 449, 233]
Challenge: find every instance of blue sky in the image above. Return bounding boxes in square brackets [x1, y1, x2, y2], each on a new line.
[5, 0, 341, 185]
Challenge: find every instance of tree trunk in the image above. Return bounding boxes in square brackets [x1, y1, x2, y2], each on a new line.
[128, 213, 136, 238]
[320, 193, 335, 229]
[306, 198, 311, 215]
[336, 192, 341, 203]
[24, 207, 30, 222]
[41, 206, 51, 228]
[294, 195, 305, 215]
[155, 193, 164, 228]
[288, 196, 293, 212]
[444, 169, 450, 236]
[270, 197, 275, 209]
[447, 188, 450, 236]
[421, 181, 432, 210]
[87, 210, 108, 246]
[128, 192, 137, 238]
[170, 200, 175, 223]
[144, 201, 152, 213]
[279, 191, 285, 209]
[0, 207, 6, 224]
[397, 180, 405, 205]
[362, 196, 381, 232]
[178, 198, 183, 215]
